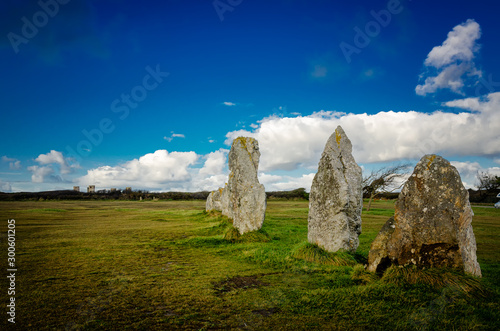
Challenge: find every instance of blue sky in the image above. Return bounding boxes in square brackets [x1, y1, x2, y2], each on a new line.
[1, 0, 500, 192]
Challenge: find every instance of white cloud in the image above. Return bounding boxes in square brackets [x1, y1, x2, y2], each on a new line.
[2, 156, 21, 170]
[450, 161, 481, 188]
[164, 132, 185, 142]
[223, 102, 236, 106]
[451, 161, 500, 189]
[78, 150, 198, 189]
[416, 19, 482, 96]
[425, 19, 481, 67]
[225, 93, 500, 172]
[28, 165, 55, 183]
[199, 149, 227, 176]
[35, 150, 78, 174]
[25, 150, 78, 183]
[451, 161, 482, 177]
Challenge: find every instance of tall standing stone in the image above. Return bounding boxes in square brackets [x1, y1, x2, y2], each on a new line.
[206, 187, 223, 212]
[367, 154, 482, 277]
[221, 137, 266, 234]
[308, 126, 363, 253]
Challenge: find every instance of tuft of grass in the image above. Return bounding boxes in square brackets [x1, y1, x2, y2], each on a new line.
[223, 225, 272, 243]
[381, 265, 487, 297]
[290, 242, 357, 266]
[222, 225, 241, 241]
[351, 265, 379, 285]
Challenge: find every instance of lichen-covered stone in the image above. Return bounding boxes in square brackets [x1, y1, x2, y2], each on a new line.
[367, 154, 482, 277]
[308, 126, 363, 253]
[206, 187, 223, 212]
[221, 137, 266, 234]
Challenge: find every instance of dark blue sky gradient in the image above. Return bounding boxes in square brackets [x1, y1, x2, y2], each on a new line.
[1, 0, 499, 191]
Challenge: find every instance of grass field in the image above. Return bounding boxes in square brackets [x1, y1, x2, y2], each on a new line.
[1, 200, 499, 330]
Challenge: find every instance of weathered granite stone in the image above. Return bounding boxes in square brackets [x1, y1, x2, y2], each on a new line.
[308, 126, 363, 253]
[367, 154, 482, 277]
[221, 137, 266, 234]
[206, 187, 223, 212]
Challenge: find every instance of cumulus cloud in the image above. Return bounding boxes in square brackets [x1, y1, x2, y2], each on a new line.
[416, 19, 482, 96]
[2, 156, 21, 170]
[226, 92, 500, 172]
[223, 102, 236, 106]
[25, 150, 78, 183]
[450, 161, 482, 188]
[451, 161, 500, 189]
[35, 150, 77, 174]
[27, 165, 55, 183]
[199, 149, 227, 176]
[78, 150, 198, 189]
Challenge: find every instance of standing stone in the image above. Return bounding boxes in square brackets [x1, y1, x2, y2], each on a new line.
[221, 137, 266, 234]
[206, 187, 223, 212]
[308, 126, 363, 253]
[367, 154, 481, 277]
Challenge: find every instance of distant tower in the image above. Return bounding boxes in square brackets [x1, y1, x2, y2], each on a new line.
[73, 186, 80, 192]
[87, 185, 95, 193]
[110, 188, 117, 193]
[125, 187, 132, 192]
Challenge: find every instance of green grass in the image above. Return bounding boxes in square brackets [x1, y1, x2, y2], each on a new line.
[290, 242, 358, 266]
[0, 199, 499, 330]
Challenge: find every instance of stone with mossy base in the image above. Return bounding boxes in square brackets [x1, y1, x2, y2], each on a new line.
[307, 126, 363, 253]
[221, 137, 266, 235]
[367, 154, 482, 277]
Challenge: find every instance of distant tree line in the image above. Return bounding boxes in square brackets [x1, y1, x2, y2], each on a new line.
[1, 186, 497, 203]
[266, 188, 309, 200]
[0, 190, 211, 201]
[1, 188, 309, 201]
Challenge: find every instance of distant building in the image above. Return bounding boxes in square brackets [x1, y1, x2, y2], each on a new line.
[87, 185, 95, 193]
[73, 186, 80, 192]
[110, 188, 117, 192]
[125, 187, 132, 192]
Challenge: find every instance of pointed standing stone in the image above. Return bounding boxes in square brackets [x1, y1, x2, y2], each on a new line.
[367, 154, 482, 277]
[221, 137, 266, 234]
[308, 126, 363, 253]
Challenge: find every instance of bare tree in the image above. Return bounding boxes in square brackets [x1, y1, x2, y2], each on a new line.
[363, 163, 411, 211]
[476, 171, 500, 194]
